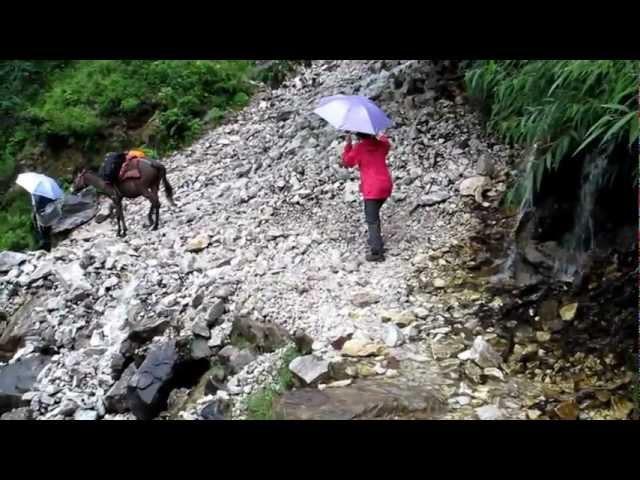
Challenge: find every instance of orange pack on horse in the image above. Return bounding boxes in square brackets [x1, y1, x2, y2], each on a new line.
[73, 150, 175, 237]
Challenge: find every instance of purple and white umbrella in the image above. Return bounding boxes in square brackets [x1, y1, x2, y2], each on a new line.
[313, 95, 391, 135]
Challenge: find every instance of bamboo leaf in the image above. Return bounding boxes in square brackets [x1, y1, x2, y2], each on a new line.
[600, 111, 636, 145]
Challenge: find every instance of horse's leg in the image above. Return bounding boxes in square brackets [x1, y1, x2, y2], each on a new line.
[114, 200, 122, 237]
[120, 202, 128, 237]
[150, 188, 161, 230]
[116, 198, 127, 237]
[147, 203, 154, 227]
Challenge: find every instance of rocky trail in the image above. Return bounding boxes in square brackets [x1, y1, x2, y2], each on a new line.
[0, 60, 634, 421]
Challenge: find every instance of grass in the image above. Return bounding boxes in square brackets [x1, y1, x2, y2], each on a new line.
[245, 345, 301, 420]
[465, 60, 639, 207]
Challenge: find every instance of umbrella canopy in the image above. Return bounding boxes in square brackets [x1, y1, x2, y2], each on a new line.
[313, 95, 391, 135]
[15, 173, 64, 200]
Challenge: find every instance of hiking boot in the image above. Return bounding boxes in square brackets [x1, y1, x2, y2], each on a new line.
[366, 252, 385, 262]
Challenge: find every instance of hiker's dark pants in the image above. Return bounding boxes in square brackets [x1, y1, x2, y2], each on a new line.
[364, 198, 386, 254]
[32, 214, 51, 252]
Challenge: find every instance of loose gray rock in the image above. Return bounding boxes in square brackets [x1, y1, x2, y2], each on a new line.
[0, 251, 28, 273]
[458, 336, 501, 369]
[74, 409, 99, 421]
[351, 292, 380, 307]
[475, 405, 505, 420]
[191, 319, 211, 338]
[382, 324, 405, 347]
[289, 355, 330, 385]
[206, 300, 227, 327]
[0, 407, 33, 420]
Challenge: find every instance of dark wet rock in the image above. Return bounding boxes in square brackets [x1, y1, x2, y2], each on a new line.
[0, 354, 50, 414]
[200, 400, 228, 420]
[293, 329, 313, 355]
[190, 337, 212, 360]
[275, 379, 445, 420]
[127, 340, 178, 420]
[104, 362, 137, 414]
[127, 317, 171, 344]
[330, 334, 353, 351]
[50, 189, 98, 234]
[231, 316, 290, 353]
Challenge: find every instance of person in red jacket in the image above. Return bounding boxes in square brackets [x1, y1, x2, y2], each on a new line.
[341, 131, 393, 262]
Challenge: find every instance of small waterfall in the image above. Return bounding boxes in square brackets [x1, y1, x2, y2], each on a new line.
[555, 153, 608, 280]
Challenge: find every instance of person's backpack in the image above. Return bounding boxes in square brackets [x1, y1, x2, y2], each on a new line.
[33, 194, 54, 213]
[99, 152, 125, 184]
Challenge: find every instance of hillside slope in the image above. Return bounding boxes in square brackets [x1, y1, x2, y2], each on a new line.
[0, 60, 633, 421]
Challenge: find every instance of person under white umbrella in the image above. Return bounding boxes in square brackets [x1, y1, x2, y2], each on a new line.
[15, 172, 64, 251]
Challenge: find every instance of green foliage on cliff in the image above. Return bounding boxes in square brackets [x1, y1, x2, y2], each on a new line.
[465, 60, 639, 206]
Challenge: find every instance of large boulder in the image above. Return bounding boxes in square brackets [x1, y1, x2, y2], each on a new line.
[275, 378, 445, 420]
[104, 362, 137, 414]
[127, 340, 179, 420]
[50, 189, 98, 234]
[0, 355, 50, 414]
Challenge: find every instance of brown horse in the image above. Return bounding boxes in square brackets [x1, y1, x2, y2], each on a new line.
[73, 158, 175, 237]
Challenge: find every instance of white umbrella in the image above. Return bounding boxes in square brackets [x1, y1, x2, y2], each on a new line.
[15, 173, 64, 200]
[313, 95, 391, 134]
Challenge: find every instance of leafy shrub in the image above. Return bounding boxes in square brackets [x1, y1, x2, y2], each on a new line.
[0, 192, 35, 251]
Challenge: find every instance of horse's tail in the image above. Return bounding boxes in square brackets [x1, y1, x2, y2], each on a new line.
[149, 159, 176, 206]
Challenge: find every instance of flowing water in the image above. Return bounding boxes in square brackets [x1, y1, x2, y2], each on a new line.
[555, 153, 608, 281]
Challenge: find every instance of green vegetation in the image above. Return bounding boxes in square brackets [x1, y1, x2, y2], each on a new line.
[245, 346, 300, 420]
[465, 60, 639, 207]
[0, 60, 274, 251]
[0, 191, 35, 251]
[20, 60, 253, 156]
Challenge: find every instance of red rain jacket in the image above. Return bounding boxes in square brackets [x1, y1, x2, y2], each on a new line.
[342, 135, 393, 200]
